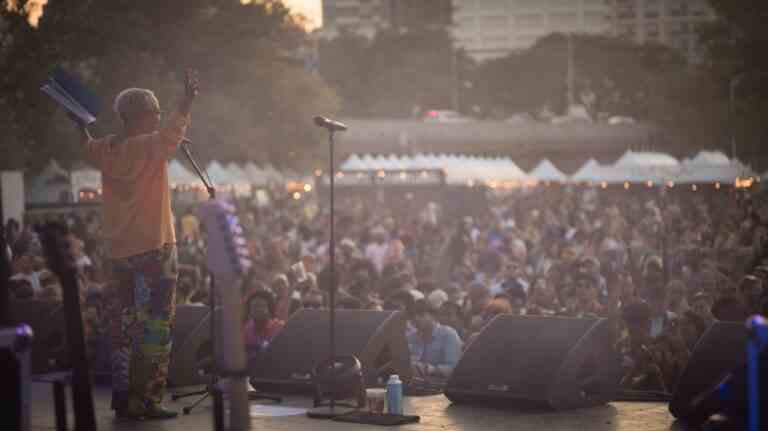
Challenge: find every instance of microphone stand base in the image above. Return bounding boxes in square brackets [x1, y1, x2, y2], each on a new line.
[306, 405, 356, 420]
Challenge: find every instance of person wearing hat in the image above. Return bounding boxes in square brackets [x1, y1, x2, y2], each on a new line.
[407, 299, 462, 380]
[77, 70, 199, 420]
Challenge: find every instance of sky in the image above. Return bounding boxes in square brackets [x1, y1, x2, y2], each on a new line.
[21, 0, 322, 30]
[282, 0, 323, 30]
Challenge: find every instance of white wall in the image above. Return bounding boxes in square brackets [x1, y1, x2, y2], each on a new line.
[1, 171, 25, 225]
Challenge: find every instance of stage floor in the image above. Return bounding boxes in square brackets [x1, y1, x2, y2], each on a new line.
[30, 383, 680, 431]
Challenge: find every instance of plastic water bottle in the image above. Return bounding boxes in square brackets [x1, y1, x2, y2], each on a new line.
[386, 374, 403, 415]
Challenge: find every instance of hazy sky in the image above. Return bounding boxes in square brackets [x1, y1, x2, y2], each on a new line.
[283, 0, 322, 29]
[24, 0, 322, 30]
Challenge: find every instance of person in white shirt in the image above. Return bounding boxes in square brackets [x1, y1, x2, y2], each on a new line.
[365, 227, 390, 275]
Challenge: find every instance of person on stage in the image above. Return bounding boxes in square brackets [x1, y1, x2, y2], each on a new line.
[77, 70, 199, 420]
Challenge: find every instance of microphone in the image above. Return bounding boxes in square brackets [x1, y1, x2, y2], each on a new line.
[313, 116, 348, 132]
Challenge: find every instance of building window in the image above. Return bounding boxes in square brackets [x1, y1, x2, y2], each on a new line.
[335, 6, 359, 18]
[514, 13, 544, 31]
[482, 15, 508, 28]
[616, 3, 635, 19]
[667, 0, 686, 17]
[515, 34, 540, 46]
[482, 36, 509, 47]
[618, 22, 636, 38]
[512, 0, 541, 10]
[668, 21, 689, 36]
[645, 22, 660, 39]
[548, 0, 573, 9]
[550, 12, 578, 30]
[582, 0, 606, 8]
[644, 0, 660, 18]
[689, 0, 712, 16]
[583, 11, 608, 28]
[485, 0, 508, 10]
[457, 16, 476, 26]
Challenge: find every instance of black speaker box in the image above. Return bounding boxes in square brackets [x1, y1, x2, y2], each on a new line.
[669, 321, 747, 419]
[445, 315, 620, 410]
[250, 309, 412, 393]
[10, 300, 67, 374]
[168, 304, 211, 387]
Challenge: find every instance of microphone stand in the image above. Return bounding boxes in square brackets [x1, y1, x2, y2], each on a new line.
[307, 128, 354, 419]
[181, 141, 215, 200]
[174, 141, 225, 431]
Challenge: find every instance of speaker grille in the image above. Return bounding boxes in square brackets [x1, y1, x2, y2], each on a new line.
[251, 309, 411, 390]
[450, 316, 596, 399]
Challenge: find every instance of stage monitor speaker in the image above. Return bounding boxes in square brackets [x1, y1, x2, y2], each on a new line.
[10, 300, 67, 374]
[669, 321, 747, 419]
[444, 315, 620, 411]
[250, 309, 411, 393]
[168, 304, 211, 388]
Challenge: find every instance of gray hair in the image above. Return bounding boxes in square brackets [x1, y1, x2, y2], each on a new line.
[113, 88, 160, 120]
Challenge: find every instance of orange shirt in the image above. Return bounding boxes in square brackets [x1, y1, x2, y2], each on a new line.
[83, 113, 190, 259]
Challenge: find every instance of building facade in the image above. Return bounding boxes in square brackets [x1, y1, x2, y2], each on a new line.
[321, 0, 393, 39]
[321, 0, 451, 39]
[322, 0, 716, 61]
[612, 0, 716, 60]
[452, 0, 716, 61]
[452, 0, 612, 61]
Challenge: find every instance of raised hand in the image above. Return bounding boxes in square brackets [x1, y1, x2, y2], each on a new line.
[179, 68, 199, 115]
[185, 68, 200, 101]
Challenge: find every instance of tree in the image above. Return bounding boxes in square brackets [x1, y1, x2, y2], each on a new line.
[319, 27, 471, 117]
[699, 0, 768, 167]
[0, 0, 339, 171]
[471, 33, 725, 150]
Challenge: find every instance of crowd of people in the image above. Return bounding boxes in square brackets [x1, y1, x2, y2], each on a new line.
[6, 182, 768, 394]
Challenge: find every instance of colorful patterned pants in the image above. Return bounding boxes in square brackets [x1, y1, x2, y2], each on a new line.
[109, 245, 177, 411]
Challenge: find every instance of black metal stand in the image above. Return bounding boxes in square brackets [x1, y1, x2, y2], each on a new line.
[307, 130, 355, 419]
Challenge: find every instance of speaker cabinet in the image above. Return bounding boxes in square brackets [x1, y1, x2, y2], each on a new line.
[168, 304, 211, 388]
[250, 309, 411, 393]
[669, 321, 747, 419]
[445, 315, 620, 410]
[10, 300, 67, 374]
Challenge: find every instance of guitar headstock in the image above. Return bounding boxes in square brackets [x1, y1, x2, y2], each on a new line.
[38, 222, 78, 281]
[198, 200, 252, 284]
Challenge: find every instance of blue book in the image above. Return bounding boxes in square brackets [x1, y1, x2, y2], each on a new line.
[40, 68, 102, 125]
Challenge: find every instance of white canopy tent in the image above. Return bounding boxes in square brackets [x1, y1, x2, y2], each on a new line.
[168, 160, 199, 188]
[70, 167, 101, 200]
[611, 150, 680, 184]
[27, 160, 71, 204]
[225, 162, 252, 186]
[243, 162, 270, 186]
[675, 150, 755, 184]
[340, 154, 366, 170]
[206, 161, 237, 186]
[261, 163, 284, 183]
[339, 153, 529, 185]
[529, 159, 568, 183]
[570, 158, 604, 183]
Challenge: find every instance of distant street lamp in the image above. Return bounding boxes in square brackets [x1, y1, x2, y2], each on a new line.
[729, 75, 744, 160]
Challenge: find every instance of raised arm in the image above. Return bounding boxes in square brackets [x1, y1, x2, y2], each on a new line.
[156, 69, 199, 158]
[77, 123, 103, 168]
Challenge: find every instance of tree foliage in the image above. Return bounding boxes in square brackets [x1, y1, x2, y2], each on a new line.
[471, 33, 725, 151]
[0, 0, 339, 171]
[319, 28, 472, 117]
[699, 0, 768, 165]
